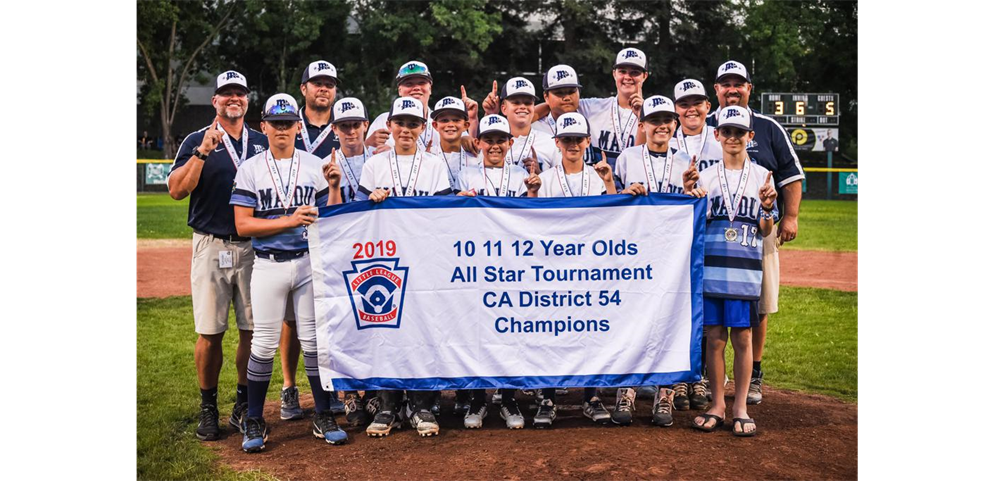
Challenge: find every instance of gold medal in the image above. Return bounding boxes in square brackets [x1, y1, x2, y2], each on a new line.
[725, 227, 738, 242]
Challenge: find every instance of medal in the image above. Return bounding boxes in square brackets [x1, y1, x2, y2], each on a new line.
[611, 97, 638, 151]
[724, 227, 738, 242]
[388, 149, 423, 197]
[717, 159, 752, 242]
[299, 109, 334, 154]
[265, 149, 302, 214]
[218, 122, 248, 169]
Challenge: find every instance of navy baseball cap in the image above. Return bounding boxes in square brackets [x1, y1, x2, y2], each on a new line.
[215, 70, 249, 94]
[301, 60, 339, 85]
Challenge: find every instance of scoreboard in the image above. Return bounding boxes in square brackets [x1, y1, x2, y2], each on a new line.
[760, 93, 839, 126]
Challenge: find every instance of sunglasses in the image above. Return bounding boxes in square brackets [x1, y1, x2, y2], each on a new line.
[399, 63, 429, 75]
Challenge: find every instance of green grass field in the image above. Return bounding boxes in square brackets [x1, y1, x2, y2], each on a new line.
[137, 286, 856, 480]
[138, 193, 190, 239]
[136, 193, 857, 250]
[779, 199, 857, 252]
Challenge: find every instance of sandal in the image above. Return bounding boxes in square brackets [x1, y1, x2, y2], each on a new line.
[692, 413, 724, 432]
[732, 417, 757, 437]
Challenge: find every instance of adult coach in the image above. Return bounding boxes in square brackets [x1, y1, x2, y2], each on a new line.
[707, 60, 804, 404]
[276, 60, 347, 420]
[167, 70, 268, 441]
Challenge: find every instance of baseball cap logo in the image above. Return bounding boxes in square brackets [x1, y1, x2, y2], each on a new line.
[725, 109, 741, 119]
[515, 79, 528, 89]
[487, 116, 502, 125]
[340, 101, 355, 112]
[401, 99, 416, 109]
[681, 81, 695, 92]
[651, 97, 665, 107]
[623, 49, 640, 59]
[562, 117, 577, 128]
[442, 97, 455, 106]
[225, 71, 240, 80]
[722, 62, 738, 72]
[316, 62, 331, 71]
[268, 98, 295, 115]
[555, 70, 570, 81]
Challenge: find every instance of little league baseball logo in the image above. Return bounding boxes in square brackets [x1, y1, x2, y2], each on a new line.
[343, 258, 409, 329]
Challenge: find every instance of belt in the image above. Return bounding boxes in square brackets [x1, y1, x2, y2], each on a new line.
[195, 230, 251, 243]
[255, 250, 308, 262]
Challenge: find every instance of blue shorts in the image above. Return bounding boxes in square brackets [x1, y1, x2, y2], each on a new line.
[703, 297, 758, 328]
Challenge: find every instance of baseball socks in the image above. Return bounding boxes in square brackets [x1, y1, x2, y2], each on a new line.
[304, 351, 332, 413]
[200, 386, 218, 407]
[246, 355, 274, 418]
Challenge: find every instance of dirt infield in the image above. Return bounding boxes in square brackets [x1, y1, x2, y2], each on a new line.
[137, 243, 856, 298]
[208, 387, 856, 480]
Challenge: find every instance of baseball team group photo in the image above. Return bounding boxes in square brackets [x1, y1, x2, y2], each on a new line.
[136, 1, 857, 479]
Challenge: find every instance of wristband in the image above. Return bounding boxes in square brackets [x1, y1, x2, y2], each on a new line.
[759, 209, 774, 221]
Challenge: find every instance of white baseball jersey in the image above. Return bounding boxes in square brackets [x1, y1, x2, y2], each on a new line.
[536, 163, 607, 198]
[583, 96, 641, 161]
[506, 128, 559, 171]
[615, 145, 691, 194]
[670, 125, 724, 172]
[457, 164, 531, 197]
[357, 149, 453, 199]
[438, 148, 482, 190]
[530, 98, 596, 136]
[332, 146, 376, 203]
[230, 149, 329, 253]
[366, 108, 440, 152]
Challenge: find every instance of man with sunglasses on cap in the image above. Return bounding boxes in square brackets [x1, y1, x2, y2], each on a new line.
[706, 60, 805, 405]
[231, 93, 348, 452]
[358, 96, 453, 438]
[532, 112, 616, 428]
[168, 70, 268, 442]
[276, 60, 347, 423]
[365, 61, 479, 155]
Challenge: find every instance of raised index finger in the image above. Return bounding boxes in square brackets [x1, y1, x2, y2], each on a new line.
[765, 171, 773, 185]
[492, 80, 498, 94]
[461, 85, 467, 99]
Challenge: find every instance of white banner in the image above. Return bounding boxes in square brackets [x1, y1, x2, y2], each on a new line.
[309, 194, 706, 391]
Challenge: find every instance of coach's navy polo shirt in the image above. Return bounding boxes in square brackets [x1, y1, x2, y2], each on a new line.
[170, 125, 269, 237]
[295, 106, 340, 159]
[707, 107, 805, 214]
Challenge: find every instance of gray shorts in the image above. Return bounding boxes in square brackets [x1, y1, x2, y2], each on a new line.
[191, 232, 254, 335]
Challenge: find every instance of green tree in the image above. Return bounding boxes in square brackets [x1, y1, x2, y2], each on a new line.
[137, 0, 240, 158]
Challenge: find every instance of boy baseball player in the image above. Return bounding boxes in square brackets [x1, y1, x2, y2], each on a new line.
[431, 96, 479, 190]
[358, 96, 452, 438]
[684, 106, 778, 437]
[230, 94, 347, 452]
[481, 77, 558, 171]
[532, 112, 615, 428]
[672, 78, 723, 174]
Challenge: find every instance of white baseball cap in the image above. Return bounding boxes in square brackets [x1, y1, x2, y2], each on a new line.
[716, 106, 754, 131]
[614, 47, 648, 71]
[301, 60, 339, 85]
[554, 112, 591, 138]
[478, 114, 512, 137]
[395, 60, 433, 85]
[387, 96, 426, 122]
[430, 96, 468, 120]
[542, 65, 582, 91]
[501, 77, 538, 101]
[332, 97, 367, 123]
[262, 93, 300, 121]
[215, 70, 249, 94]
[674, 79, 709, 103]
[640, 95, 677, 121]
[715, 60, 751, 83]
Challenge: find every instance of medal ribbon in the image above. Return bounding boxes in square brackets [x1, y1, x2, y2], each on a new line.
[555, 164, 591, 197]
[219, 122, 248, 169]
[611, 97, 638, 151]
[678, 126, 709, 163]
[265, 150, 302, 214]
[298, 110, 334, 154]
[336, 148, 367, 202]
[507, 130, 536, 166]
[442, 148, 467, 189]
[389, 149, 423, 197]
[717, 159, 752, 224]
[641, 146, 673, 193]
[482, 163, 512, 197]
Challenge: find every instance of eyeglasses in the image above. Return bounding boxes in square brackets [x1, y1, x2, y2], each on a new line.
[556, 136, 585, 145]
[267, 121, 297, 131]
[391, 119, 424, 129]
[644, 115, 677, 126]
[718, 127, 749, 138]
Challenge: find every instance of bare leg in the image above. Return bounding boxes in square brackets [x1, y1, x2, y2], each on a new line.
[236, 329, 252, 385]
[752, 315, 767, 362]
[731, 327, 756, 435]
[695, 325, 727, 429]
[195, 333, 225, 390]
[280, 320, 300, 388]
